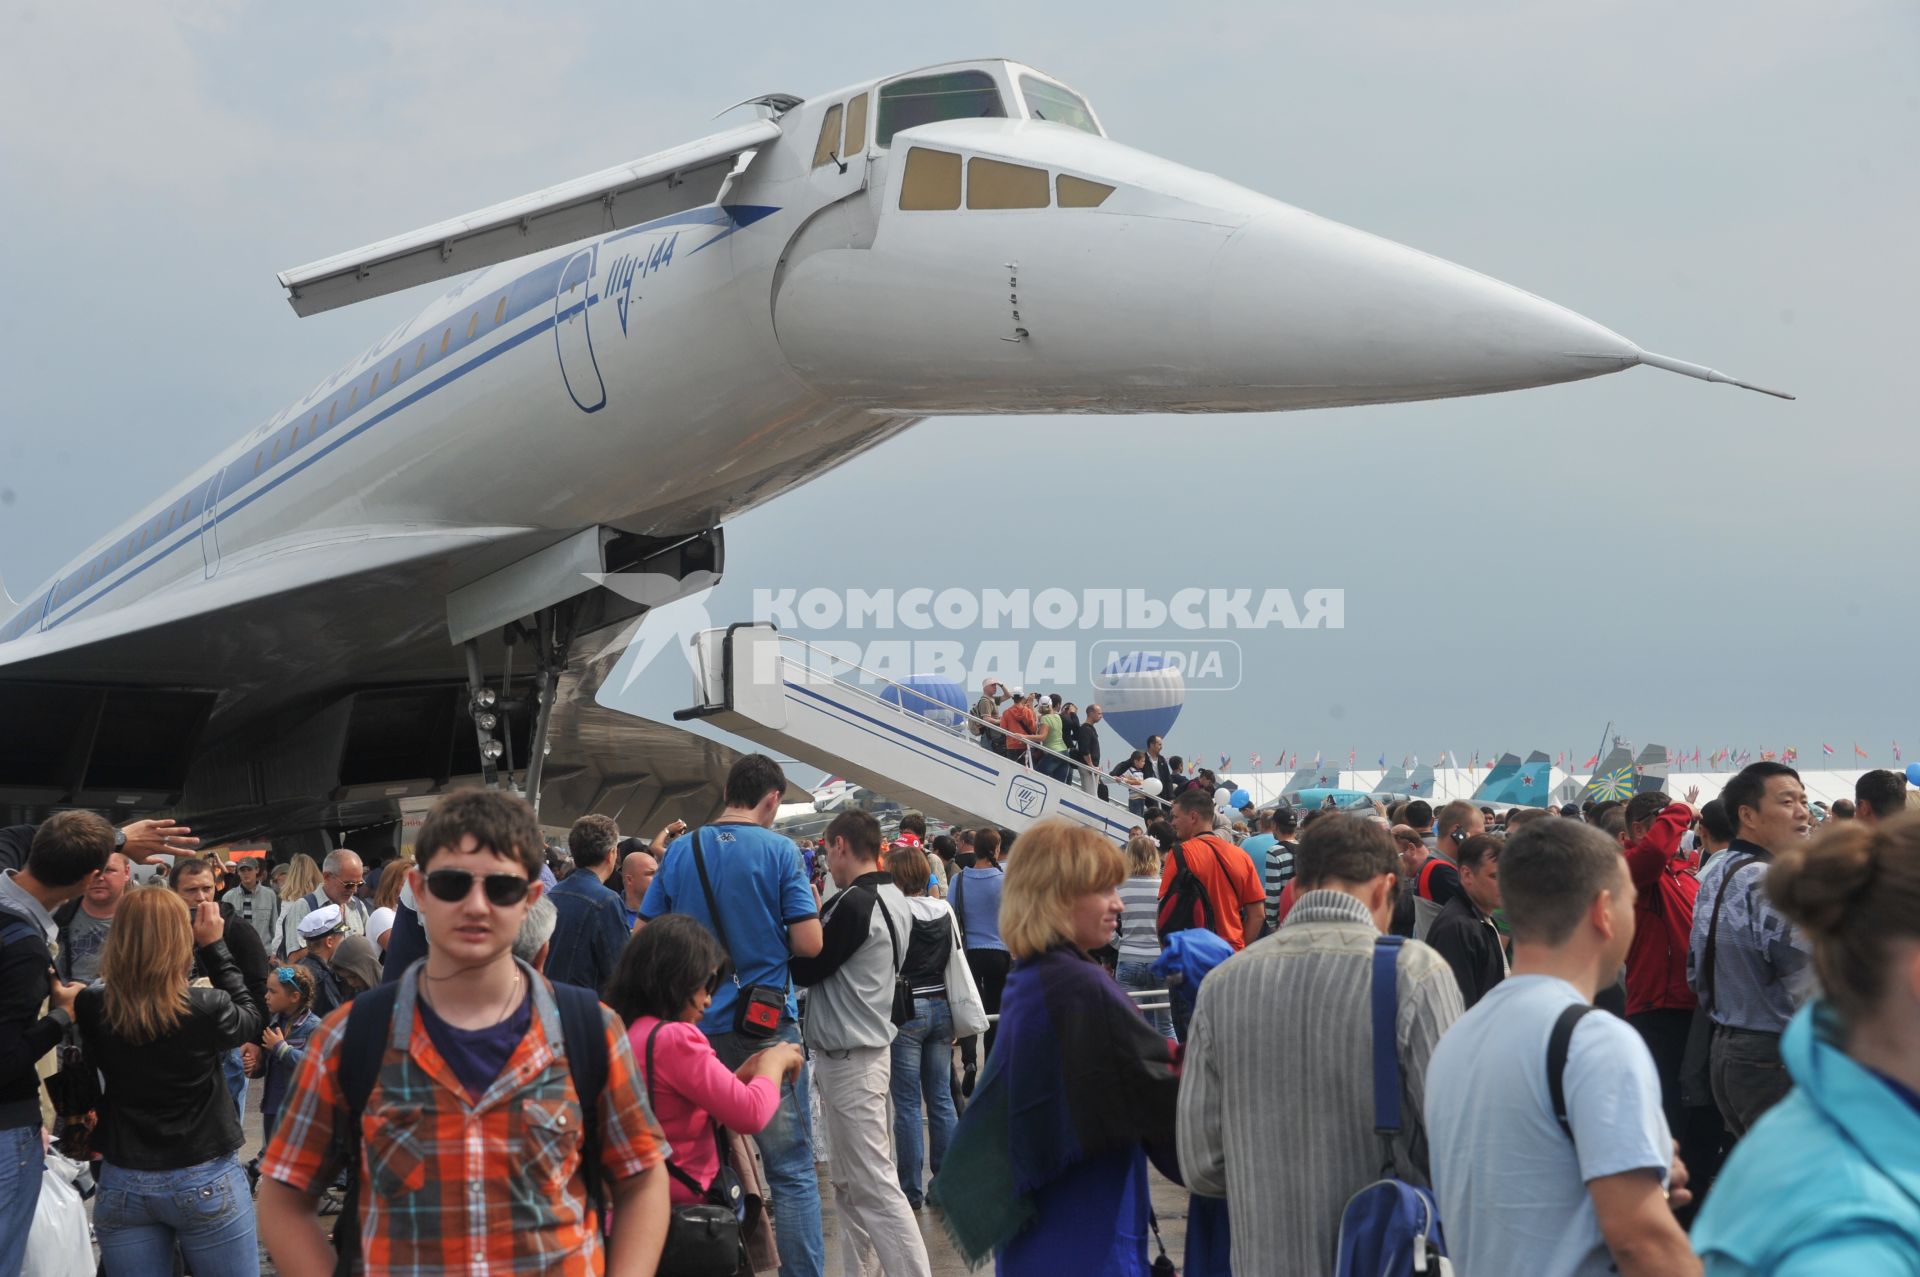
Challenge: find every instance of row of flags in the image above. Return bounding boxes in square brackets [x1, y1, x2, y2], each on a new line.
[1203, 742, 1907, 774]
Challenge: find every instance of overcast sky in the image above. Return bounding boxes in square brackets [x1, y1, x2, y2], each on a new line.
[2, 1, 1914, 768]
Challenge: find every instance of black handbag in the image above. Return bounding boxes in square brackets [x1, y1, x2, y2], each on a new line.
[869, 887, 916, 1027]
[645, 1025, 749, 1277]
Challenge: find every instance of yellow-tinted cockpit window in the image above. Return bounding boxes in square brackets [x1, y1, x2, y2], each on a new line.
[899, 147, 962, 210]
[1056, 175, 1115, 208]
[877, 70, 1006, 147]
[844, 94, 869, 157]
[813, 103, 845, 169]
[967, 158, 1049, 209]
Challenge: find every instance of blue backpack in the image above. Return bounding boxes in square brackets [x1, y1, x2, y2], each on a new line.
[1335, 936, 1451, 1277]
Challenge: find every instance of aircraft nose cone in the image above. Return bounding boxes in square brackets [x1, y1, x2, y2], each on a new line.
[1207, 208, 1639, 407]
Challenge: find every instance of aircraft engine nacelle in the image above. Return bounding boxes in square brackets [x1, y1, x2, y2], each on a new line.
[771, 119, 1642, 415]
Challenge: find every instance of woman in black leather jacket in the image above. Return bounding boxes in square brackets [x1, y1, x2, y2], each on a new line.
[75, 885, 263, 1276]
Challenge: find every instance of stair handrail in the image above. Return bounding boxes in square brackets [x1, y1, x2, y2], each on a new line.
[752, 628, 1164, 817]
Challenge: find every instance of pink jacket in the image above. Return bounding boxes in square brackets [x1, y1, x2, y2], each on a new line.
[629, 1016, 781, 1204]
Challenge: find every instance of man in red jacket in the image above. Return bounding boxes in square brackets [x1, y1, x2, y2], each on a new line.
[1619, 787, 1724, 1215]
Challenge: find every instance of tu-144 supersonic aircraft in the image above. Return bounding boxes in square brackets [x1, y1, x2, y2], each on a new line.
[0, 59, 1789, 851]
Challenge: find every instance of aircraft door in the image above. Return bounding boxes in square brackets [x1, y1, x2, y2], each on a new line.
[199, 473, 222, 579]
[554, 249, 607, 414]
[807, 92, 871, 205]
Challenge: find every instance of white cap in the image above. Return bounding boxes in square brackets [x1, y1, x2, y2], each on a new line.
[298, 903, 348, 939]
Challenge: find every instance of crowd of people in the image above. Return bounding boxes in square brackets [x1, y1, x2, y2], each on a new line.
[1, 754, 1915, 1276]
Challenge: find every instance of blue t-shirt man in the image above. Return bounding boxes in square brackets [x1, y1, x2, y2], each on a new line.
[640, 822, 819, 1033]
[1426, 975, 1673, 1277]
[1238, 831, 1276, 879]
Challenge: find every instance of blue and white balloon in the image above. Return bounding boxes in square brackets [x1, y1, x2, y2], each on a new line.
[1094, 653, 1185, 751]
[880, 675, 970, 732]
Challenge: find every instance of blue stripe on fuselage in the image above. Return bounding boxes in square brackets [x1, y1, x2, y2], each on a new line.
[20, 202, 780, 636]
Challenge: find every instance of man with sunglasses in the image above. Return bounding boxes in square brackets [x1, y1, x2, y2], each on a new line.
[279, 847, 369, 962]
[259, 788, 670, 1277]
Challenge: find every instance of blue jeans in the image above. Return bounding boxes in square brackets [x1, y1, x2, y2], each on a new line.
[95, 1153, 258, 1277]
[0, 1123, 45, 1277]
[890, 995, 958, 1206]
[710, 1021, 824, 1277]
[221, 1045, 249, 1118]
[1116, 958, 1174, 1039]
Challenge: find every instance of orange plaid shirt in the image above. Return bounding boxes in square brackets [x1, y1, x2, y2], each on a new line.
[261, 966, 667, 1275]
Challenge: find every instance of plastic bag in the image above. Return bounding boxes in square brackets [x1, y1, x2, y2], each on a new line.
[24, 1152, 93, 1277]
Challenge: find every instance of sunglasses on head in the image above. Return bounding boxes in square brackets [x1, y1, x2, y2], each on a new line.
[424, 868, 532, 907]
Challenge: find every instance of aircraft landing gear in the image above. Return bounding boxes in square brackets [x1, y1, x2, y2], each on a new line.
[463, 600, 577, 817]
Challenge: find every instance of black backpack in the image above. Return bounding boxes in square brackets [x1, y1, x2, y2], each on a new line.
[1156, 840, 1220, 945]
[326, 972, 609, 1276]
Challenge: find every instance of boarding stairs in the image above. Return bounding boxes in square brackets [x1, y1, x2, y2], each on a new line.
[676, 623, 1141, 840]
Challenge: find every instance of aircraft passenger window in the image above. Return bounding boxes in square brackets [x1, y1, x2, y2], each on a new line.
[813, 104, 845, 169]
[899, 147, 962, 210]
[440, 329, 451, 353]
[466, 312, 478, 339]
[967, 158, 1049, 209]
[370, 373, 380, 395]
[844, 94, 869, 156]
[391, 355, 403, 381]
[1057, 175, 1115, 208]
[1020, 76, 1100, 135]
[876, 71, 1006, 147]
[415, 343, 426, 368]
[328, 401, 337, 425]
[493, 297, 506, 325]
[349, 387, 359, 409]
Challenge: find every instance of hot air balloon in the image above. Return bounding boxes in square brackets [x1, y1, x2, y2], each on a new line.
[880, 675, 970, 733]
[1094, 653, 1186, 751]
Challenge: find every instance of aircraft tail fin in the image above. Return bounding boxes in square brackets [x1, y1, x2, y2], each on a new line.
[1473, 753, 1524, 802]
[1584, 745, 1638, 802]
[1478, 750, 1553, 806]
[1400, 762, 1437, 799]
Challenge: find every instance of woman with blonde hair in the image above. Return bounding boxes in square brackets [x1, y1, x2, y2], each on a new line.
[932, 818, 1180, 1275]
[1692, 812, 1920, 1271]
[75, 885, 263, 1275]
[277, 851, 321, 903]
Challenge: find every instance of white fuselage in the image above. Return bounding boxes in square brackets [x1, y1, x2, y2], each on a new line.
[3, 59, 1648, 656]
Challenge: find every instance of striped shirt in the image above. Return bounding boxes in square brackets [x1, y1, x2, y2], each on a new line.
[1262, 839, 1298, 931]
[1116, 874, 1163, 962]
[1178, 890, 1463, 1276]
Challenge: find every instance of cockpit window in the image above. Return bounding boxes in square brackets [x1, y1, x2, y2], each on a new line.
[968, 158, 1048, 209]
[1056, 175, 1114, 208]
[813, 103, 844, 169]
[899, 148, 962, 209]
[1020, 76, 1099, 135]
[877, 71, 1006, 147]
